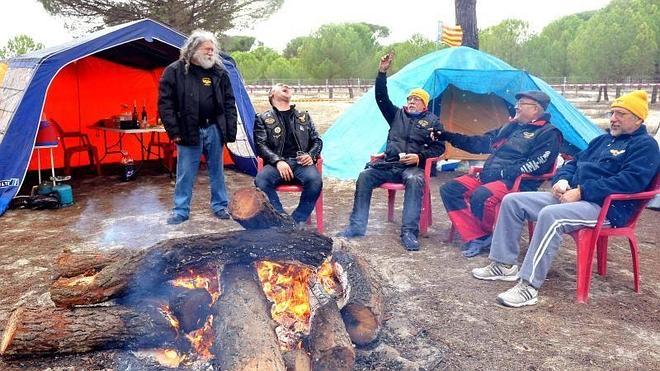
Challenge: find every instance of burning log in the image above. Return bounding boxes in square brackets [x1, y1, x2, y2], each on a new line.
[0, 304, 178, 358]
[332, 250, 384, 346]
[212, 264, 286, 371]
[53, 248, 143, 279]
[307, 283, 355, 371]
[50, 229, 332, 307]
[283, 348, 312, 371]
[228, 187, 295, 230]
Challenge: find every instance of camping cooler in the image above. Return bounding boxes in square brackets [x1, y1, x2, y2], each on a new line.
[36, 183, 74, 207]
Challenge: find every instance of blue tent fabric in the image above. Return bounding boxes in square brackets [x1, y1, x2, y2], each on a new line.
[322, 47, 603, 180]
[0, 19, 257, 215]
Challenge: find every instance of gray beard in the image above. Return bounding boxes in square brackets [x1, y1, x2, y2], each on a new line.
[192, 51, 216, 69]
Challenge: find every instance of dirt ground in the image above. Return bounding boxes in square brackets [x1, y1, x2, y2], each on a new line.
[0, 99, 658, 370]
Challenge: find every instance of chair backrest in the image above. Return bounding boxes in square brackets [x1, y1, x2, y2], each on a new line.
[618, 172, 660, 228]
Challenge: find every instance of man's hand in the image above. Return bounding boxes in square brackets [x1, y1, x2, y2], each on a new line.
[379, 51, 394, 73]
[429, 128, 442, 141]
[172, 136, 182, 144]
[399, 153, 419, 166]
[297, 154, 314, 166]
[560, 187, 581, 203]
[551, 180, 570, 199]
[276, 161, 294, 182]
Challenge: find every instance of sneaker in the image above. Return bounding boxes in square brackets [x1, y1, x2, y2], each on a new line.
[496, 280, 538, 308]
[214, 209, 231, 220]
[472, 262, 519, 281]
[400, 232, 420, 251]
[336, 228, 365, 238]
[166, 214, 188, 225]
[461, 235, 492, 257]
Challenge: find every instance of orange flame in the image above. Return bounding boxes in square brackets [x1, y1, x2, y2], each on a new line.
[256, 261, 312, 334]
[158, 304, 180, 332]
[317, 259, 341, 296]
[171, 269, 221, 304]
[185, 315, 214, 360]
[134, 348, 186, 368]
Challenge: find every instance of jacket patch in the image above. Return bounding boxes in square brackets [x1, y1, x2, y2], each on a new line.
[202, 77, 212, 86]
[264, 117, 276, 125]
[273, 126, 282, 134]
[418, 119, 429, 128]
[523, 132, 535, 139]
[610, 149, 625, 156]
[297, 114, 307, 123]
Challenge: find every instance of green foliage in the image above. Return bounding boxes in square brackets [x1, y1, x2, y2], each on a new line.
[0, 34, 44, 59]
[382, 34, 440, 74]
[220, 35, 255, 52]
[479, 19, 532, 68]
[283, 37, 309, 58]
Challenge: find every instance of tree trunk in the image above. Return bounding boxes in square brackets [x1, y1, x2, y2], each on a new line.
[306, 283, 355, 371]
[50, 230, 332, 307]
[332, 250, 384, 346]
[455, 0, 479, 49]
[212, 264, 286, 371]
[229, 187, 295, 230]
[0, 304, 178, 358]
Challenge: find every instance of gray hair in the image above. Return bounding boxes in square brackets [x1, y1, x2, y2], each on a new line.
[180, 29, 219, 72]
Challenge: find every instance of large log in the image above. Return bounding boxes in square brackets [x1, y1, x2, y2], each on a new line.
[283, 348, 312, 371]
[0, 304, 178, 358]
[53, 248, 143, 279]
[306, 283, 355, 371]
[212, 264, 286, 371]
[50, 229, 332, 307]
[228, 187, 295, 230]
[332, 250, 384, 346]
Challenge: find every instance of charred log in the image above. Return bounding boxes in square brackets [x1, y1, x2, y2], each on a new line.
[332, 250, 384, 346]
[50, 230, 332, 307]
[169, 287, 213, 333]
[0, 304, 178, 358]
[283, 348, 312, 371]
[307, 284, 355, 371]
[212, 264, 286, 371]
[53, 248, 144, 279]
[228, 187, 295, 230]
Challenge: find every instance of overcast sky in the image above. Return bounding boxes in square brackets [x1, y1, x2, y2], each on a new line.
[1, 0, 611, 51]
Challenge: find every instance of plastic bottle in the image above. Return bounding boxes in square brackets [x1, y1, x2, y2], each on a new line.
[120, 150, 136, 181]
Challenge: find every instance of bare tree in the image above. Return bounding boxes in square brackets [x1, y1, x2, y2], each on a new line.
[455, 0, 478, 49]
[38, 0, 284, 34]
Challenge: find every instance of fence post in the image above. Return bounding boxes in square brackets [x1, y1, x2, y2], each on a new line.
[562, 77, 566, 95]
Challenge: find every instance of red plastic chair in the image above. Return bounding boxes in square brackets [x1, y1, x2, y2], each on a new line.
[447, 161, 558, 243]
[146, 133, 176, 175]
[370, 154, 440, 236]
[50, 119, 102, 176]
[256, 156, 324, 234]
[570, 174, 660, 303]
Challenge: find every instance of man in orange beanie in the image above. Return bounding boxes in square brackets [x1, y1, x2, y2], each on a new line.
[472, 90, 659, 308]
[337, 51, 445, 251]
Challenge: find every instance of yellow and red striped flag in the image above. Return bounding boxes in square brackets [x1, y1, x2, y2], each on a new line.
[440, 24, 463, 47]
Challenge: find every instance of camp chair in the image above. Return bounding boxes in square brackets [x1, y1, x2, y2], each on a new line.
[370, 154, 440, 236]
[50, 119, 102, 176]
[146, 133, 176, 176]
[256, 156, 324, 234]
[570, 173, 660, 303]
[446, 160, 558, 243]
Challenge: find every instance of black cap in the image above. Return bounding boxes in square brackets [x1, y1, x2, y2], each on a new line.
[515, 90, 550, 110]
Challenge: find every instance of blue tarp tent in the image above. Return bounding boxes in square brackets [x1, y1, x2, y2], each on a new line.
[322, 46, 603, 180]
[0, 19, 257, 215]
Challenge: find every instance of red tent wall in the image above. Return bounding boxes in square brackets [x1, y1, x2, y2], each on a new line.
[29, 55, 233, 171]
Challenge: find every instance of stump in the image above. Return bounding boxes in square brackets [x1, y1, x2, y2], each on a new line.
[229, 187, 295, 230]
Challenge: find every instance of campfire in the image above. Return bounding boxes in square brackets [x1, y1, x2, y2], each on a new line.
[0, 188, 383, 370]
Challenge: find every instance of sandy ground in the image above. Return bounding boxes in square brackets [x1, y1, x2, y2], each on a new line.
[0, 98, 658, 370]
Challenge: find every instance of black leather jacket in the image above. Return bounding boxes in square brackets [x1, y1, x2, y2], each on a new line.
[158, 60, 237, 146]
[253, 106, 323, 166]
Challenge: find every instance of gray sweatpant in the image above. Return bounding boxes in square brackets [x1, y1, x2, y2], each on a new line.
[489, 192, 602, 289]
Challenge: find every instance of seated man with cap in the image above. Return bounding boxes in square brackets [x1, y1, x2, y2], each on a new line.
[472, 90, 659, 307]
[437, 90, 562, 257]
[338, 51, 445, 251]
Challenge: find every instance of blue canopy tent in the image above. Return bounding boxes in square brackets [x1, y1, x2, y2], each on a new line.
[0, 19, 257, 215]
[322, 47, 603, 180]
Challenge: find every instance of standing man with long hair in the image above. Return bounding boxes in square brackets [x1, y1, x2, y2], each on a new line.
[159, 30, 238, 224]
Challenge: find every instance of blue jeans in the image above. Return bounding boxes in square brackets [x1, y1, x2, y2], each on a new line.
[254, 159, 322, 223]
[172, 125, 228, 218]
[347, 165, 424, 236]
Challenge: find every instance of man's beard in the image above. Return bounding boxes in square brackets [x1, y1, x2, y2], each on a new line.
[192, 49, 217, 69]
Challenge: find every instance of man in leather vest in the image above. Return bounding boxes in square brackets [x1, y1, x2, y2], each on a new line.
[159, 30, 238, 225]
[253, 83, 323, 225]
[437, 90, 562, 257]
[338, 52, 445, 251]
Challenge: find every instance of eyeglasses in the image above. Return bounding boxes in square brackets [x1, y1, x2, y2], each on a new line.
[608, 110, 632, 119]
[515, 102, 539, 109]
[407, 96, 422, 103]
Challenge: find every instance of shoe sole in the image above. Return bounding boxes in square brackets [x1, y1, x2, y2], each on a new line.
[496, 295, 538, 308]
[472, 272, 519, 282]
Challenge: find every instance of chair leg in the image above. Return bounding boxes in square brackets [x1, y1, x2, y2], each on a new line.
[596, 236, 608, 276]
[91, 148, 102, 175]
[575, 229, 596, 303]
[419, 189, 430, 236]
[628, 236, 640, 292]
[387, 190, 396, 222]
[447, 224, 456, 243]
[315, 191, 324, 234]
[528, 221, 535, 241]
[64, 153, 72, 176]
